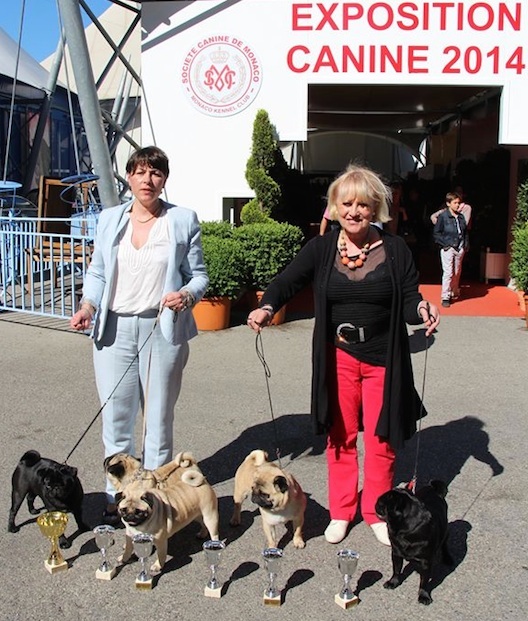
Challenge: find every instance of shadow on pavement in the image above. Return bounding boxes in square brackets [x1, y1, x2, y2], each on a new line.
[198, 413, 326, 486]
[395, 415, 504, 487]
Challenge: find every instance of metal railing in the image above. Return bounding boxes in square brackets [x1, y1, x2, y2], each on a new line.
[0, 214, 98, 319]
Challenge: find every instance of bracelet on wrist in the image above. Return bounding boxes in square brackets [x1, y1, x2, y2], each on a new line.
[260, 304, 275, 318]
[181, 289, 195, 310]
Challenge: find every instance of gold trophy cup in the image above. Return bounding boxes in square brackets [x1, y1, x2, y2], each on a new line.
[37, 511, 69, 574]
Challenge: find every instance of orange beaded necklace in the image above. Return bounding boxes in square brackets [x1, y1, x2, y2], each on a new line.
[338, 228, 382, 270]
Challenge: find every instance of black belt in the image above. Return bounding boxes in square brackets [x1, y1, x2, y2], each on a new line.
[336, 320, 388, 345]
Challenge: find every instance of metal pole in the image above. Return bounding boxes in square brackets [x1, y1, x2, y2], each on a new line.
[56, 0, 119, 208]
[22, 36, 65, 195]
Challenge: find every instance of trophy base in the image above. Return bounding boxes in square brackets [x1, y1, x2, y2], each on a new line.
[263, 592, 282, 607]
[204, 585, 223, 598]
[44, 559, 68, 574]
[96, 568, 117, 580]
[335, 593, 359, 609]
[135, 578, 153, 590]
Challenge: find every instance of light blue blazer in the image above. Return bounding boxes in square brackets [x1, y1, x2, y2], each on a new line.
[82, 199, 208, 345]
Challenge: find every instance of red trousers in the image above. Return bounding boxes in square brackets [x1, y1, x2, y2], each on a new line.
[326, 346, 395, 524]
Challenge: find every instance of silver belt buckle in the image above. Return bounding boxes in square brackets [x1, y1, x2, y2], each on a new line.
[337, 322, 365, 344]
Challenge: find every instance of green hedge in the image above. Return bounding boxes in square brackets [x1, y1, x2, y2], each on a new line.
[200, 220, 234, 238]
[510, 180, 528, 291]
[201, 235, 245, 299]
[233, 222, 304, 290]
[510, 224, 528, 291]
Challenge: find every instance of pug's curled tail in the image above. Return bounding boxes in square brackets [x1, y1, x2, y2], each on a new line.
[19, 450, 42, 466]
[430, 479, 448, 498]
[174, 451, 197, 469]
[245, 449, 269, 466]
[181, 468, 205, 487]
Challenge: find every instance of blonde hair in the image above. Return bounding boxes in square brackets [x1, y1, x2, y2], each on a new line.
[326, 164, 392, 223]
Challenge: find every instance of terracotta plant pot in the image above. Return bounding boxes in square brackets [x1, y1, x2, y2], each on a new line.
[192, 297, 231, 331]
[524, 293, 528, 329]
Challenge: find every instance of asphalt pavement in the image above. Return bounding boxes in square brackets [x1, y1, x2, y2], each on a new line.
[0, 311, 526, 621]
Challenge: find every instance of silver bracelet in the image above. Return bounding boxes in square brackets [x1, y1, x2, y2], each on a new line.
[181, 289, 196, 310]
[260, 304, 275, 318]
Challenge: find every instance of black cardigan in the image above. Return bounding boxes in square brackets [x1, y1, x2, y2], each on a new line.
[261, 227, 426, 450]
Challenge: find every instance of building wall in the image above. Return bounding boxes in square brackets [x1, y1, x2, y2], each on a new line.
[142, 0, 528, 221]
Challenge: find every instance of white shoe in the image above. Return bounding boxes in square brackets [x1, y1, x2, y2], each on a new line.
[324, 519, 349, 544]
[370, 522, 391, 546]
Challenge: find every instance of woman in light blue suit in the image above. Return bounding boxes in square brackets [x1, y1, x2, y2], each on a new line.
[70, 147, 208, 521]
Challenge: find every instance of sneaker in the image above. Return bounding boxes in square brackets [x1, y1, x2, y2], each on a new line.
[441, 299, 450, 307]
[324, 519, 349, 544]
[370, 522, 391, 546]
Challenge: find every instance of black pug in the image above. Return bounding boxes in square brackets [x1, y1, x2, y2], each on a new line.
[375, 480, 452, 605]
[8, 450, 88, 548]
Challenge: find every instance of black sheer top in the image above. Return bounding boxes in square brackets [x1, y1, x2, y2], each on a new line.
[326, 242, 392, 366]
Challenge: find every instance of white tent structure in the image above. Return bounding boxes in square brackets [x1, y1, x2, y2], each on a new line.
[0, 26, 74, 193]
[0, 26, 55, 91]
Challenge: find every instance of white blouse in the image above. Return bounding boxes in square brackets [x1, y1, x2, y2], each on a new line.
[109, 213, 171, 314]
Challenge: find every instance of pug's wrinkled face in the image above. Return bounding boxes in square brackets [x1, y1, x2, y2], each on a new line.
[251, 475, 289, 511]
[375, 489, 417, 526]
[104, 453, 142, 490]
[40, 467, 75, 505]
[116, 489, 155, 526]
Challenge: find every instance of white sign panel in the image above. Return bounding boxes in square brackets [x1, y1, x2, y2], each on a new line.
[142, 0, 528, 220]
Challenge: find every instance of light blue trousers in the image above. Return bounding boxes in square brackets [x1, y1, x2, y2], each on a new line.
[93, 310, 189, 500]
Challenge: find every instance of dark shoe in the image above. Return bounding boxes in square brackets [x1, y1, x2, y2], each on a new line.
[102, 506, 120, 525]
[442, 299, 451, 307]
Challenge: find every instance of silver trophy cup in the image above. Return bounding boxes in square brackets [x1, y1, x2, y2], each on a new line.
[203, 540, 226, 596]
[93, 524, 116, 579]
[262, 547, 284, 604]
[132, 533, 154, 589]
[336, 549, 359, 608]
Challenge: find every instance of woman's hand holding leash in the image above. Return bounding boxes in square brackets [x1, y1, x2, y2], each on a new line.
[161, 289, 194, 313]
[418, 300, 440, 337]
[247, 306, 273, 332]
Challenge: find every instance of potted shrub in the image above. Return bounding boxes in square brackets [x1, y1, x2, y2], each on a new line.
[233, 221, 304, 324]
[200, 220, 235, 238]
[510, 180, 528, 321]
[509, 224, 528, 324]
[193, 234, 245, 330]
[241, 109, 282, 223]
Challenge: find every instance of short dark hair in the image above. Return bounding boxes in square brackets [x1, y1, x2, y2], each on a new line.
[126, 146, 169, 177]
[446, 191, 461, 203]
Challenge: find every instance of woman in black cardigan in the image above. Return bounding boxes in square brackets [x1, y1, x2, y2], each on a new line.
[247, 165, 440, 546]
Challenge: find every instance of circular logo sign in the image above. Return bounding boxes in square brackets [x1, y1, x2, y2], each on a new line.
[181, 36, 262, 117]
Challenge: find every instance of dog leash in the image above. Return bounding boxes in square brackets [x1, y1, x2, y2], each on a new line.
[254, 332, 283, 469]
[408, 302, 434, 494]
[64, 307, 162, 464]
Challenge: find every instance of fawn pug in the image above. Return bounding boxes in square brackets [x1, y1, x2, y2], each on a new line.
[230, 449, 306, 549]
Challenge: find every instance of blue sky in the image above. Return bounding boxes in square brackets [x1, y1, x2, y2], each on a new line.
[0, 0, 112, 62]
